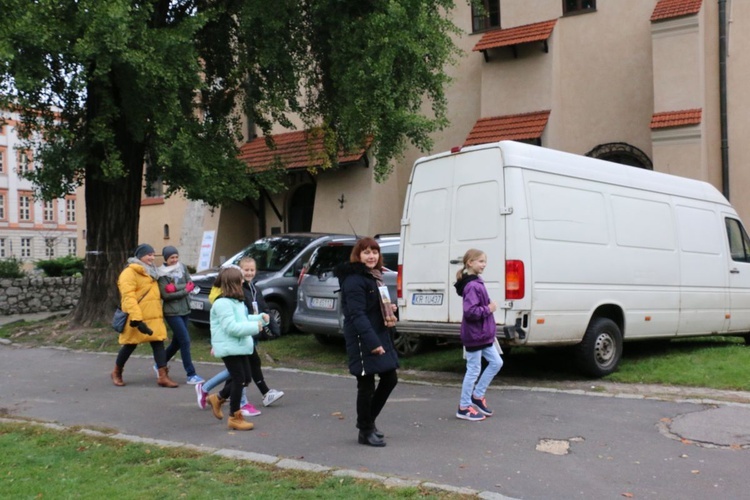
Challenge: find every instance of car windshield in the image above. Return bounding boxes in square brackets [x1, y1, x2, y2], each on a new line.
[225, 236, 315, 272]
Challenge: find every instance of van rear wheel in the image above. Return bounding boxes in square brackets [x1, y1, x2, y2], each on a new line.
[575, 318, 622, 377]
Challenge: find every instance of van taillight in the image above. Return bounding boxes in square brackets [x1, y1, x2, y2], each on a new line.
[397, 265, 403, 299]
[505, 260, 524, 300]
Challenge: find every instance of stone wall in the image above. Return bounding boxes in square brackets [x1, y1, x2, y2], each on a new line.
[0, 277, 81, 316]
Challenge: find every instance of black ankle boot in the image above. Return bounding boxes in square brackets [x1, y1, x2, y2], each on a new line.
[373, 427, 384, 439]
[358, 430, 386, 447]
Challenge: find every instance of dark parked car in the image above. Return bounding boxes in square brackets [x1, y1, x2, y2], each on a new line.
[188, 233, 355, 334]
[293, 235, 419, 355]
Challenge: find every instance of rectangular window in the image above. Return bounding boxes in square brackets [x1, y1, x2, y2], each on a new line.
[563, 0, 596, 15]
[0, 238, 5, 258]
[0, 192, 5, 220]
[472, 0, 501, 32]
[20, 237, 31, 258]
[43, 200, 56, 222]
[18, 192, 33, 221]
[0, 146, 5, 173]
[45, 238, 55, 257]
[17, 150, 33, 174]
[66, 197, 76, 223]
[68, 237, 77, 256]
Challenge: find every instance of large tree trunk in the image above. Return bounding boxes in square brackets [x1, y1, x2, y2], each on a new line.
[71, 81, 147, 326]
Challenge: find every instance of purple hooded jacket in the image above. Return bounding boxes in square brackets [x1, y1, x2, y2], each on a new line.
[455, 274, 496, 348]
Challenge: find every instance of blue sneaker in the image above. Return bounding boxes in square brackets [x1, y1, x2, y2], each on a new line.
[471, 395, 494, 417]
[456, 406, 485, 421]
[186, 375, 204, 385]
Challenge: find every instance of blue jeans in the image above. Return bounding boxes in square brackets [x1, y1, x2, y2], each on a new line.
[203, 369, 250, 406]
[164, 315, 197, 378]
[460, 343, 503, 409]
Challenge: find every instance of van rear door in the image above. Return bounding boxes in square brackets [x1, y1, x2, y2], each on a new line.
[401, 146, 506, 323]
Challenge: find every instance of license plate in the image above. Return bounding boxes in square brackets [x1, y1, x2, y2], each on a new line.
[412, 293, 443, 305]
[189, 300, 204, 310]
[310, 297, 335, 310]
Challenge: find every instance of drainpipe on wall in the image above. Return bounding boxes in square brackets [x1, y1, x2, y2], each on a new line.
[719, 0, 730, 199]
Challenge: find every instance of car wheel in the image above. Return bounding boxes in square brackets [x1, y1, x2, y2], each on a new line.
[314, 333, 343, 346]
[266, 301, 289, 335]
[574, 317, 622, 378]
[392, 330, 425, 357]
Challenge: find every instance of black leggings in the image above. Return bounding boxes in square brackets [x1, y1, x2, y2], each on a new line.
[355, 369, 398, 432]
[115, 341, 166, 368]
[219, 355, 252, 414]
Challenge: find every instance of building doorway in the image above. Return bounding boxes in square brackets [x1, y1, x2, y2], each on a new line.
[287, 183, 316, 232]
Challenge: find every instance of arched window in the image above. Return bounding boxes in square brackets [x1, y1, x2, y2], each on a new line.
[163, 224, 170, 239]
[586, 143, 652, 169]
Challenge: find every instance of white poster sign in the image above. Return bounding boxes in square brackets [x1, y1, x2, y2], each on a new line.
[197, 230, 216, 272]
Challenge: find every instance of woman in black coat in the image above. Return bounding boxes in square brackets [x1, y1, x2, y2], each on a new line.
[335, 237, 399, 447]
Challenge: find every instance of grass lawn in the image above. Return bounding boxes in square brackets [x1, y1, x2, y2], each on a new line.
[0, 421, 471, 499]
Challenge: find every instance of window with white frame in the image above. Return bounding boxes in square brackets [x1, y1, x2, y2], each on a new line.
[20, 237, 31, 258]
[66, 198, 76, 223]
[45, 238, 55, 257]
[0, 193, 5, 220]
[67, 237, 77, 256]
[17, 150, 32, 174]
[0, 238, 5, 258]
[0, 146, 5, 173]
[19, 193, 32, 221]
[43, 200, 55, 222]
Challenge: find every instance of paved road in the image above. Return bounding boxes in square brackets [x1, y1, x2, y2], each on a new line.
[2, 344, 749, 499]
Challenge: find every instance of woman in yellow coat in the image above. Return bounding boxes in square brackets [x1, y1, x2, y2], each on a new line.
[111, 244, 178, 388]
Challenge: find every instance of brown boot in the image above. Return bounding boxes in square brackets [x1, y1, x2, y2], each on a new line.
[157, 366, 178, 388]
[228, 410, 254, 431]
[207, 394, 226, 420]
[111, 365, 125, 387]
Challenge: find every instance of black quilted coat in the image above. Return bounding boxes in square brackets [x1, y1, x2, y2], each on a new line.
[335, 262, 399, 376]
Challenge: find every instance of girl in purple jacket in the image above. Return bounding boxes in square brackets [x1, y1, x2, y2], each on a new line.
[454, 249, 503, 421]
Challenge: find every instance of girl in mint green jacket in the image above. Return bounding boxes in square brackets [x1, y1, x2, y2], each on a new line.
[207, 267, 268, 430]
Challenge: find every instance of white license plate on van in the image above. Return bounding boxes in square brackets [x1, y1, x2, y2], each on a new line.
[311, 298, 335, 310]
[189, 300, 203, 310]
[412, 293, 443, 305]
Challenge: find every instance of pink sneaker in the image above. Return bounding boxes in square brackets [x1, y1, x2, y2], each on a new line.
[240, 403, 261, 417]
[195, 382, 207, 410]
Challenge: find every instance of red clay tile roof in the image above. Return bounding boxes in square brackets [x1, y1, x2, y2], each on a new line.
[472, 19, 557, 52]
[651, 0, 702, 22]
[464, 110, 551, 146]
[650, 109, 702, 129]
[238, 129, 367, 172]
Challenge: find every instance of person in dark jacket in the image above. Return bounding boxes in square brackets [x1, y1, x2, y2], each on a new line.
[157, 246, 204, 385]
[454, 249, 503, 422]
[335, 237, 399, 447]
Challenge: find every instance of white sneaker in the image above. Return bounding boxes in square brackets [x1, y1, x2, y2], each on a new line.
[262, 389, 284, 407]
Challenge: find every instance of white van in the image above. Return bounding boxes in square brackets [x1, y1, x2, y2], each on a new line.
[397, 141, 750, 377]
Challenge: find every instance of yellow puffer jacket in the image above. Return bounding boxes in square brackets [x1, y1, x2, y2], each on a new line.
[117, 261, 167, 344]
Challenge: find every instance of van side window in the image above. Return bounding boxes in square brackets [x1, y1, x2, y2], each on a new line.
[725, 218, 750, 262]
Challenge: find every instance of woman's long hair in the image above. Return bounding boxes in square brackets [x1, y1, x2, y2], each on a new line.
[216, 267, 244, 300]
[350, 237, 383, 269]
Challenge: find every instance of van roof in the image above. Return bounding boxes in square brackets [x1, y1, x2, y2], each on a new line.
[414, 141, 730, 207]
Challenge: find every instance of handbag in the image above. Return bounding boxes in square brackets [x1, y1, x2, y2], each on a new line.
[111, 290, 150, 333]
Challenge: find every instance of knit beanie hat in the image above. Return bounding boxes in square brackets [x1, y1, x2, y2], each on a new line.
[162, 246, 179, 261]
[134, 243, 155, 259]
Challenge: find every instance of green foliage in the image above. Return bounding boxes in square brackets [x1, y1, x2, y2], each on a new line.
[0, 257, 24, 278]
[35, 255, 85, 277]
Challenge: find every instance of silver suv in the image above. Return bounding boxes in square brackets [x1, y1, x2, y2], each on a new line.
[188, 233, 355, 334]
[294, 235, 408, 351]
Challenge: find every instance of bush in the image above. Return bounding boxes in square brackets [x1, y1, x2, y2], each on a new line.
[0, 257, 25, 278]
[36, 255, 85, 277]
